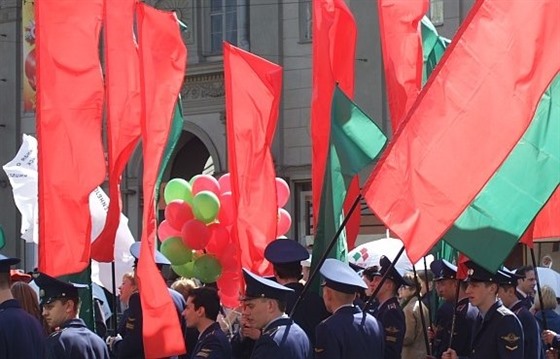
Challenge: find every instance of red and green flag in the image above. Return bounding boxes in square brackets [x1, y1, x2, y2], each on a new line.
[135, 3, 187, 357]
[311, 0, 362, 251]
[364, 0, 560, 270]
[311, 86, 386, 286]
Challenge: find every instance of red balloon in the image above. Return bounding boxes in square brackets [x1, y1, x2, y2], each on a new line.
[276, 208, 292, 237]
[165, 200, 194, 230]
[157, 220, 182, 242]
[217, 271, 241, 308]
[192, 175, 220, 196]
[218, 173, 231, 194]
[218, 192, 234, 226]
[206, 223, 230, 256]
[181, 219, 210, 250]
[275, 177, 290, 207]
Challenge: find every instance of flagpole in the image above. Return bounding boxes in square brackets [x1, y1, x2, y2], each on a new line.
[289, 194, 362, 317]
[412, 264, 431, 356]
[448, 274, 462, 350]
[111, 261, 118, 334]
[422, 255, 433, 330]
[530, 247, 548, 331]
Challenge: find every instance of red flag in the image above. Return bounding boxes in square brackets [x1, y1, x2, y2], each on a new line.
[311, 0, 359, 248]
[36, 0, 105, 276]
[363, 0, 560, 263]
[224, 42, 282, 275]
[378, 0, 428, 132]
[456, 253, 470, 280]
[522, 187, 560, 246]
[136, 4, 187, 357]
[91, 0, 141, 262]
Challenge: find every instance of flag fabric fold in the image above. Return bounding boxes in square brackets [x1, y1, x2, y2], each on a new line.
[364, 0, 560, 265]
[444, 74, 560, 271]
[91, 0, 141, 262]
[420, 16, 449, 84]
[36, 0, 105, 276]
[224, 42, 282, 275]
[377, 0, 428, 132]
[311, 86, 387, 286]
[136, 3, 187, 357]
[311, 0, 360, 251]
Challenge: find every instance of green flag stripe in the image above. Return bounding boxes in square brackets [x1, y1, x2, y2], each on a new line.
[310, 87, 387, 292]
[445, 74, 560, 272]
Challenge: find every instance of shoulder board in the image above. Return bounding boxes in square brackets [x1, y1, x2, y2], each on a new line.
[49, 328, 66, 338]
[387, 302, 398, 310]
[496, 306, 512, 316]
[263, 326, 279, 337]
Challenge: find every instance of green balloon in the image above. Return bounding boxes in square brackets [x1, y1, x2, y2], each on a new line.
[193, 191, 220, 224]
[160, 237, 193, 265]
[164, 178, 193, 204]
[193, 254, 222, 283]
[172, 261, 196, 278]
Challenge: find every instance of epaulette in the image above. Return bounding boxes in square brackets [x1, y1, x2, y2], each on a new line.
[496, 306, 512, 317]
[262, 326, 279, 337]
[387, 302, 398, 310]
[49, 327, 68, 338]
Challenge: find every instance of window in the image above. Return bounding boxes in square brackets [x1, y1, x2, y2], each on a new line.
[205, 0, 248, 55]
[299, 0, 312, 42]
[429, 0, 444, 26]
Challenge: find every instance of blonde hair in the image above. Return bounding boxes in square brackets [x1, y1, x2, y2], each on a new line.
[123, 272, 136, 286]
[171, 277, 199, 301]
[534, 285, 558, 311]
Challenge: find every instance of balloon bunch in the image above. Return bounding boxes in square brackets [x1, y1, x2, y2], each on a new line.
[158, 174, 239, 300]
[275, 178, 292, 237]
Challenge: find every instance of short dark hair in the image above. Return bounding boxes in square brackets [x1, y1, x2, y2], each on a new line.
[273, 262, 302, 281]
[515, 266, 534, 278]
[188, 287, 221, 321]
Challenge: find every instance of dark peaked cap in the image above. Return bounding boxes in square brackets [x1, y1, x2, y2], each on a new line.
[375, 256, 407, 287]
[320, 258, 368, 294]
[465, 261, 500, 283]
[264, 239, 309, 264]
[0, 253, 20, 272]
[34, 272, 88, 306]
[431, 259, 457, 281]
[241, 268, 294, 301]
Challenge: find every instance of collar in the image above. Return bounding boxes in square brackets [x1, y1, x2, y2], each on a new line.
[198, 322, 220, 339]
[263, 314, 289, 332]
[333, 304, 354, 314]
[0, 298, 21, 310]
[516, 288, 528, 298]
[60, 318, 87, 329]
[378, 296, 399, 309]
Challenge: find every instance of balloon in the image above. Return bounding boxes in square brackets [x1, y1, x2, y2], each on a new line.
[172, 261, 196, 278]
[192, 191, 220, 224]
[218, 192, 234, 226]
[217, 271, 241, 308]
[218, 173, 231, 194]
[189, 174, 202, 186]
[218, 244, 239, 272]
[193, 254, 223, 283]
[160, 237, 193, 265]
[157, 220, 182, 242]
[164, 178, 193, 204]
[275, 177, 290, 207]
[276, 208, 292, 237]
[192, 175, 220, 196]
[165, 200, 194, 230]
[181, 219, 210, 250]
[206, 223, 230, 256]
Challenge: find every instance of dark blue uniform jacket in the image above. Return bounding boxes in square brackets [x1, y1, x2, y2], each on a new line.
[46, 318, 109, 359]
[314, 305, 384, 359]
[191, 322, 231, 359]
[250, 316, 311, 359]
[0, 299, 46, 359]
[372, 297, 405, 359]
[433, 298, 478, 357]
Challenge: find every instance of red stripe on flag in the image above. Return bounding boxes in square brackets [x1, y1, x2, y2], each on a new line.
[364, 0, 560, 263]
[311, 0, 358, 245]
[136, 4, 187, 357]
[91, 0, 141, 262]
[378, 0, 428, 133]
[224, 42, 282, 276]
[37, 0, 105, 276]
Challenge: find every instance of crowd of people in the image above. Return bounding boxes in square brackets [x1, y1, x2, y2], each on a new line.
[2, 240, 560, 359]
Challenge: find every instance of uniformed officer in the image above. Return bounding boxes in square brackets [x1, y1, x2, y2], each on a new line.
[264, 238, 329, 344]
[110, 242, 189, 358]
[430, 259, 479, 357]
[314, 258, 384, 359]
[183, 286, 232, 359]
[442, 261, 524, 359]
[35, 272, 109, 359]
[497, 268, 544, 359]
[240, 268, 311, 359]
[0, 254, 46, 358]
[369, 255, 406, 359]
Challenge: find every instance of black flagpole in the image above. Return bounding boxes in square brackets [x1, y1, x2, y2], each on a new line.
[448, 272, 462, 350]
[289, 194, 362, 317]
[530, 247, 548, 331]
[413, 264, 432, 356]
[363, 246, 406, 313]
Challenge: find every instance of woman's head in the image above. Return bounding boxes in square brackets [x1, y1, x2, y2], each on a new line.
[533, 285, 558, 311]
[399, 272, 421, 301]
[11, 281, 41, 318]
[118, 272, 137, 305]
[171, 277, 199, 302]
